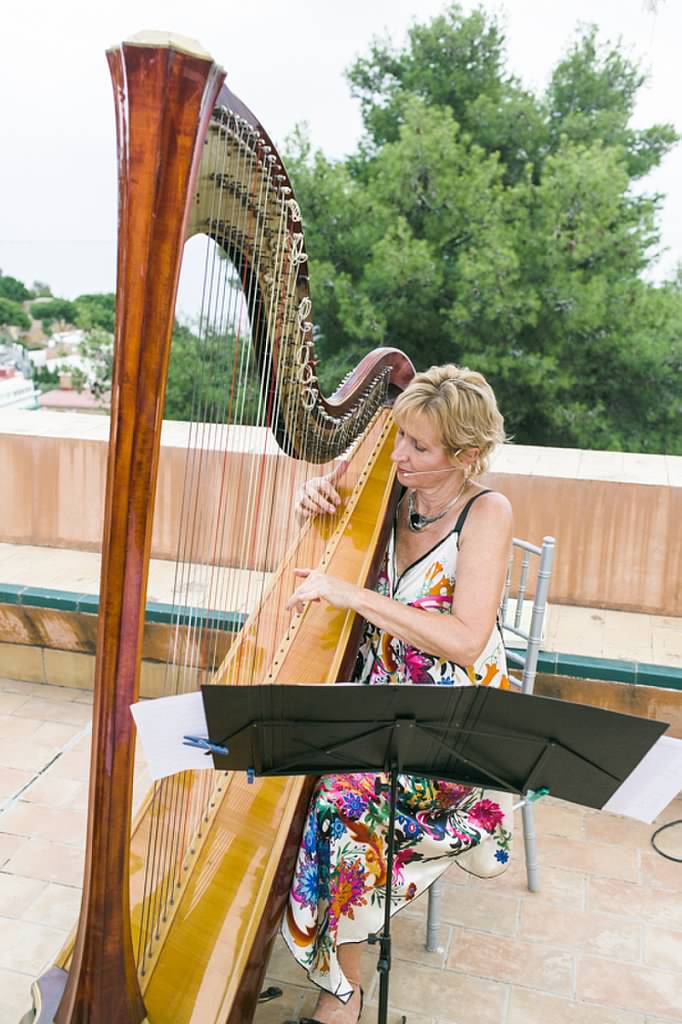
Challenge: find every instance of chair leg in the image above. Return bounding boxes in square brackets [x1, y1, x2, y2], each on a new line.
[425, 878, 442, 952]
[522, 801, 541, 892]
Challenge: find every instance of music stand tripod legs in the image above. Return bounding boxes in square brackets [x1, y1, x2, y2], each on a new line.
[367, 761, 405, 1024]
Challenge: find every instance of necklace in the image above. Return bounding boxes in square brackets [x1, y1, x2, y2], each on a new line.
[407, 480, 468, 532]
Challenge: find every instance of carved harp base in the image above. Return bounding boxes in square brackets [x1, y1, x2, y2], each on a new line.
[28, 968, 150, 1024]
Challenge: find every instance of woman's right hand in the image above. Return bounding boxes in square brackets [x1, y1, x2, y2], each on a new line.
[295, 460, 349, 523]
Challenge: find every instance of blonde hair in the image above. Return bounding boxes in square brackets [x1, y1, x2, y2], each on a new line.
[393, 364, 506, 477]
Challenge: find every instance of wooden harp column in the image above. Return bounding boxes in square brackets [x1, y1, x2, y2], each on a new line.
[50, 35, 225, 1024]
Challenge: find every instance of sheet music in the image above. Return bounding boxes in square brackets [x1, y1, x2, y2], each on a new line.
[602, 735, 682, 823]
[131, 692, 213, 779]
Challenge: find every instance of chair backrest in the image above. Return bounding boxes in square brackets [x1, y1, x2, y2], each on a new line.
[500, 536, 556, 695]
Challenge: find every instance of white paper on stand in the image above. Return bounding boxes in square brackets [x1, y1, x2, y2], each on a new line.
[130, 691, 213, 780]
[602, 735, 682, 823]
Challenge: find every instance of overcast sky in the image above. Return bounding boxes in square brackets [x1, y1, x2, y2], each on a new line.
[0, 0, 679, 311]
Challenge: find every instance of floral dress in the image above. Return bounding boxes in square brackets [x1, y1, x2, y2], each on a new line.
[281, 492, 512, 1001]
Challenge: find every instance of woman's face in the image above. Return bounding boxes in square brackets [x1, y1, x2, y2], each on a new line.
[391, 412, 458, 487]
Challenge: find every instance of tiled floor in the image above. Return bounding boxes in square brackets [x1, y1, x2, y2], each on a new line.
[1, 675, 681, 1024]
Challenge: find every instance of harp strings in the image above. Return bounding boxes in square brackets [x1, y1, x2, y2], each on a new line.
[134, 110, 337, 968]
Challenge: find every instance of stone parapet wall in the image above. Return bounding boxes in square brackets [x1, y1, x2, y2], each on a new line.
[1, 410, 680, 614]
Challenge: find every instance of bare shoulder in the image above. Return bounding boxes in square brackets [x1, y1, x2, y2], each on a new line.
[461, 490, 512, 542]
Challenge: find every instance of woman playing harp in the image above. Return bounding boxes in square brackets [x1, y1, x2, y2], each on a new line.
[282, 365, 514, 1024]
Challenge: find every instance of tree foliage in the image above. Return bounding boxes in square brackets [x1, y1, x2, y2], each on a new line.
[74, 293, 116, 333]
[0, 297, 31, 330]
[285, 4, 681, 453]
[163, 324, 261, 423]
[0, 273, 30, 303]
[30, 298, 77, 329]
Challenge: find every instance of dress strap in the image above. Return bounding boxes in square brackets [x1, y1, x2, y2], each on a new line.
[454, 489, 493, 546]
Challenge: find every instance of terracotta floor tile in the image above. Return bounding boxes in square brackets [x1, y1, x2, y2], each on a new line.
[447, 926, 574, 996]
[508, 986, 646, 1024]
[0, 872, 48, 918]
[533, 798, 586, 840]
[23, 684, 87, 704]
[643, 924, 682, 972]
[362, 1000, 432, 1024]
[3, 838, 84, 886]
[72, 691, 94, 705]
[588, 876, 682, 930]
[577, 956, 682, 1021]
[386, 960, 507, 1023]
[70, 729, 91, 750]
[32, 721, 83, 746]
[640, 850, 682, 892]
[0, 679, 45, 695]
[436, 883, 519, 937]
[252, 983, 313, 1024]
[538, 834, 639, 883]
[0, 692, 33, 715]
[519, 901, 641, 959]
[386, 907, 452, 968]
[0, 714, 44, 739]
[0, 916, 66, 974]
[41, 749, 91, 781]
[21, 881, 81, 930]
[0, 832, 28, 869]
[20, 774, 83, 808]
[11, 699, 91, 727]
[0, 766, 35, 802]
[0, 801, 87, 847]
[584, 812, 659, 849]
[0, 737, 63, 774]
[0, 967, 34, 1021]
[467, 863, 587, 908]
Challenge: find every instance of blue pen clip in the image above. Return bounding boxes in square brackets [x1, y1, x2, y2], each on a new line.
[183, 735, 230, 757]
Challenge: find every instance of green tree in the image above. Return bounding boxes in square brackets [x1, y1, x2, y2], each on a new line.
[79, 327, 114, 399]
[29, 298, 77, 329]
[0, 273, 30, 303]
[32, 364, 61, 393]
[74, 293, 116, 333]
[164, 323, 261, 424]
[284, 4, 681, 452]
[74, 320, 261, 422]
[0, 297, 31, 331]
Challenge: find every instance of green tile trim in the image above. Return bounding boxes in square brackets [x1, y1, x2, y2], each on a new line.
[0, 585, 246, 632]
[76, 593, 99, 615]
[508, 648, 682, 691]
[1, 584, 679, 689]
[145, 601, 246, 632]
[0, 583, 28, 605]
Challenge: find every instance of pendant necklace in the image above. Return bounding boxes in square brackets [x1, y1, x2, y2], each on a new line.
[407, 480, 468, 533]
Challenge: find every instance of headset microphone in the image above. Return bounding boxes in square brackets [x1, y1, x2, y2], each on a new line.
[400, 467, 460, 477]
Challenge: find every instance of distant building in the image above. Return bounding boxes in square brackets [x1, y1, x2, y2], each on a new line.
[0, 366, 39, 411]
[38, 372, 109, 415]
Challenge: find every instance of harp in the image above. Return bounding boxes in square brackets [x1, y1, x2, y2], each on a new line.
[32, 33, 413, 1024]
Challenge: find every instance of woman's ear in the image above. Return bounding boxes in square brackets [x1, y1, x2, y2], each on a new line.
[456, 447, 480, 474]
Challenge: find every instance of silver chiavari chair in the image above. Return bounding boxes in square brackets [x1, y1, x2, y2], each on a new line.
[424, 535, 556, 952]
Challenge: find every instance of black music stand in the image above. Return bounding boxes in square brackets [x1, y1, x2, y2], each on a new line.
[196, 683, 668, 1024]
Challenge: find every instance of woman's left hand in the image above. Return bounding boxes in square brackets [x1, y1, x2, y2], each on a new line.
[287, 569, 359, 615]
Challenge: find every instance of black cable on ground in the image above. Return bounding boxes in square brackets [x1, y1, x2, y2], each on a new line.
[651, 819, 682, 862]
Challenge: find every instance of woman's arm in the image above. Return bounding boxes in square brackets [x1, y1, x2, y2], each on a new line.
[288, 492, 513, 665]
